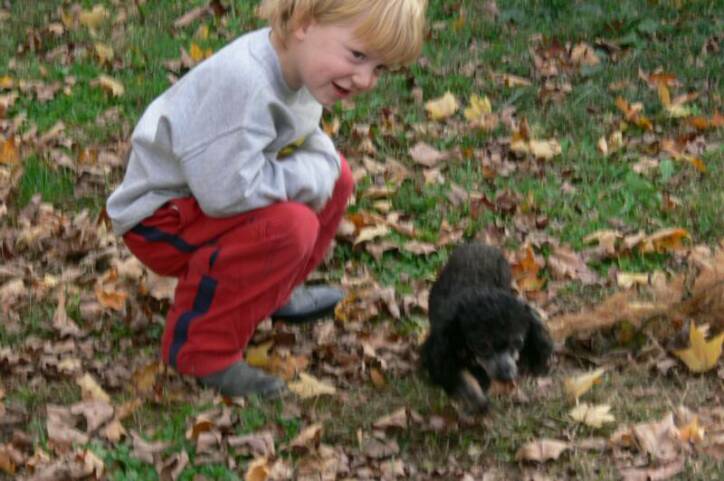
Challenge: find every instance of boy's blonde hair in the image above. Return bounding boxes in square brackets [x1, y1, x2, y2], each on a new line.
[258, 0, 427, 68]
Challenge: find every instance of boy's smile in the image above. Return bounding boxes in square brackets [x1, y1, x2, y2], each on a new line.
[273, 16, 386, 105]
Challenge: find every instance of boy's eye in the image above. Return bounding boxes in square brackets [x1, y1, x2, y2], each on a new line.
[351, 50, 366, 60]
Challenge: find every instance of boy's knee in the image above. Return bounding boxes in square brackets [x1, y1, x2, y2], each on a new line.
[271, 202, 319, 257]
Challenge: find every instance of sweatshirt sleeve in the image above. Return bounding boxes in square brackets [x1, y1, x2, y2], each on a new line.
[179, 122, 341, 217]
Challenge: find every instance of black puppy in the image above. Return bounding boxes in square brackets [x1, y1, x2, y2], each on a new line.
[421, 242, 553, 412]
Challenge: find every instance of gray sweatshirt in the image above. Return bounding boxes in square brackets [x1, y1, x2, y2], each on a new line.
[106, 27, 341, 235]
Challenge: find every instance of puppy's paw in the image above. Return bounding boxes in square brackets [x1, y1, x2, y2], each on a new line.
[456, 370, 489, 414]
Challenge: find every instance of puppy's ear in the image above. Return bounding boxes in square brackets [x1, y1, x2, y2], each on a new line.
[519, 307, 554, 376]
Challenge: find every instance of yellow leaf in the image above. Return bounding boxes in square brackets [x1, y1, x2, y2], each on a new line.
[464, 95, 498, 131]
[97, 75, 125, 97]
[657, 83, 671, 108]
[528, 138, 561, 160]
[425, 91, 459, 121]
[673, 324, 724, 373]
[569, 403, 615, 428]
[678, 416, 705, 444]
[288, 373, 336, 399]
[617, 272, 650, 289]
[0, 75, 13, 89]
[94, 43, 114, 64]
[189, 42, 213, 63]
[79, 5, 109, 31]
[245, 340, 274, 369]
[0, 137, 20, 165]
[564, 368, 605, 402]
[244, 457, 269, 481]
[76, 373, 111, 403]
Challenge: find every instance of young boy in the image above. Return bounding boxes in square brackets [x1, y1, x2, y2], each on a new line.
[106, 0, 427, 398]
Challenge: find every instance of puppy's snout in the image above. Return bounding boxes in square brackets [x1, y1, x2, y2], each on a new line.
[496, 353, 518, 381]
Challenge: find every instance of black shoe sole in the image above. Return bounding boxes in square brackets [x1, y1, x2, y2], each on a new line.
[271, 304, 337, 324]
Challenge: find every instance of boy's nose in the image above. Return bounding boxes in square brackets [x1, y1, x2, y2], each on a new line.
[353, 65, 378, 92]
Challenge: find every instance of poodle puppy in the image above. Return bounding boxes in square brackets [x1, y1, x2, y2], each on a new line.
[421, 242, 553, 412]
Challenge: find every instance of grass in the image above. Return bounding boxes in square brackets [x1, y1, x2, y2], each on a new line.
[0, 0, 722, 479]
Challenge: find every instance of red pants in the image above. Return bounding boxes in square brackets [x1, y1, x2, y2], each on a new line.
[123, 156, 354, 376]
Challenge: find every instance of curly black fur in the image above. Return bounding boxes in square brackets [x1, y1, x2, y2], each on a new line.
[421, 243, 554, 412]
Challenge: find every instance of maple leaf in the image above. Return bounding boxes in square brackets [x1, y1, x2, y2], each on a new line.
[673, 323, 724, 373]
[425, 91, 459, 120]
[288, 373, 336, 399]
[570, 403, 615, 428]
[564, 368, 605, 402]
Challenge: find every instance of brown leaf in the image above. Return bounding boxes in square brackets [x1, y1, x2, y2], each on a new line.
[228, 431, 275, 458]
[373, 408, 408, 431]
[289, 423, 322, 455]
[618, 459, 684, 481]
[547, 245, 599, 285]
[409, 141, 448, 167]
[132, 431, 169, 464]
[70, 400, 115, 433]
[76, 373, 111, 403]
[515, 438, 569, 462]
[47, 405, 89, 448]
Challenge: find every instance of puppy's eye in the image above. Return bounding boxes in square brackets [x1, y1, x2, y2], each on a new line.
[512, 338, 524, 351]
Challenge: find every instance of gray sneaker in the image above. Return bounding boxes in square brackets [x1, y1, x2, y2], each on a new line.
[198, 361, 287, 399]
[271, 285, 344, 323]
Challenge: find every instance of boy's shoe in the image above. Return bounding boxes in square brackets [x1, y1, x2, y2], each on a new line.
[271, 285, 343, 323]
[198, 361, 286, 399]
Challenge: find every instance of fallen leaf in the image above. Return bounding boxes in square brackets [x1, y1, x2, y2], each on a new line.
[289, 423, 322, 454]
[79, 5, 109, 31]
[638, 228, 690, 254]
[246, 340, 274, 369]
[97, 75, 125, 97]
[617, 272, 650, 289]
[409, 141, 448, 167]
[528, 138, 562, 160]
[564, 368, 605, 402]
[373, 408, 408, 431]
[0, 137, 20, 165]
[425, 91, 459, 120]
[678, 415, 705, 444]
[464, 94, 499, 131]
[619, 459, 684, 481]
[245, 457, 270, 481]
[673, 323, 724, 373]
[288, 373, 336, 399]
[570, 403, 615, 428]
[354, 224, 390, 245]
[76, 373, 111, 403]
[515, 439, 569, 462]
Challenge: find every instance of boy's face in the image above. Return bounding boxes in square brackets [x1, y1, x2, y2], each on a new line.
[284, 17, 386, 105]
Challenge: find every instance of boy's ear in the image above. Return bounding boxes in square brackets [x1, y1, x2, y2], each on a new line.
[292, 18, 314, 41]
